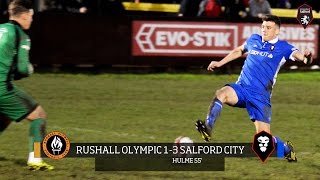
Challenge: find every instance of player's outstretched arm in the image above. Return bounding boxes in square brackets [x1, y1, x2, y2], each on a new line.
[292, 49, 313, 65]
[207, 45, 245, 71]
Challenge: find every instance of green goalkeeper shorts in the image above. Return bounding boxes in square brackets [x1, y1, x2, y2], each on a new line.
[0, 83, 38, 122]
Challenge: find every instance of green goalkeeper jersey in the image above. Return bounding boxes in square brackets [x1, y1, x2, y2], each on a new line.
[0, 21, 33, 83]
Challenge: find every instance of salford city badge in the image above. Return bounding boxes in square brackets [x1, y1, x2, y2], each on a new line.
[252, 131, 275, 162]
[297, 4, 313, 29]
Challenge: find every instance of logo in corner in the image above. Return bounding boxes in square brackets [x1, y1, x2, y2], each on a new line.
[42, 131, 70, 159]
[252, 130, 275, 162]
[297, 3, 313, 29]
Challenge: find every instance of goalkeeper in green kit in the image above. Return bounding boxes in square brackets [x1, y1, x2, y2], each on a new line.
[0, 0, 53, 170]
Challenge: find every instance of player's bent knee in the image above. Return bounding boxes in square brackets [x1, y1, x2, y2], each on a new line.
[215, 86, 234, 103]
[27, 106, 47, 120]
[215, 89, 226, 101]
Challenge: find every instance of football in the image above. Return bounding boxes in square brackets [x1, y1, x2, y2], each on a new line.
[174, 136, 193, 144]
[174, 136, 194, 157]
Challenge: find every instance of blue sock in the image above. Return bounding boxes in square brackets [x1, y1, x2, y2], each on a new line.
[206, 98, 223, 128]
[273, 136, 291, 157]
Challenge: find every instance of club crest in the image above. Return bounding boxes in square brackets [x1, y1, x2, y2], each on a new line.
[297, 4, 313, 29]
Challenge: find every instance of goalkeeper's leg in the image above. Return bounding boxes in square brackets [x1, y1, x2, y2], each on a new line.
[27, 106, 54, 170]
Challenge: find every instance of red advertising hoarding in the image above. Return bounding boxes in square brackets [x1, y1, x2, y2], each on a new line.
[132, 21, 318, 57]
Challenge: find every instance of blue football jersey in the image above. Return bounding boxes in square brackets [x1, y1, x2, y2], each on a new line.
[237, 34, 298, 97]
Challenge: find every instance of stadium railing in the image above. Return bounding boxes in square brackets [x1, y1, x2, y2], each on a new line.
[121, 2, 320, 19]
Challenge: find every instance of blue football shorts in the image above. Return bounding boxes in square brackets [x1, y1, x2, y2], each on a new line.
[226, 83, 271, 124]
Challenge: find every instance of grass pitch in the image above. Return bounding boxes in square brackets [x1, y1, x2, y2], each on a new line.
[0, 71, 319, 179]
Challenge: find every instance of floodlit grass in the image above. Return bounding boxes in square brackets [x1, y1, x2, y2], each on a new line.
[0, 72, 319, 179]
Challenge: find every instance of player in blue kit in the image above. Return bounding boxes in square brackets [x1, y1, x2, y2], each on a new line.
[195, 15, 313, 162]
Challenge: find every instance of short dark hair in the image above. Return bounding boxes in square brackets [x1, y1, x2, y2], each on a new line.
[262, 14, 281, 28]
[8, 0, 33, 17]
